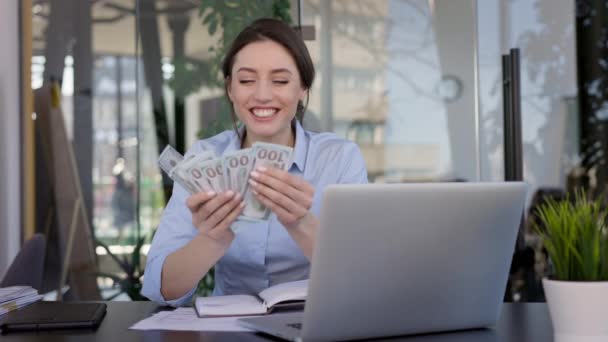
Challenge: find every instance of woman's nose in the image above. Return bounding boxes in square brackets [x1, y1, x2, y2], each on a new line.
[253, 82, 272, 102]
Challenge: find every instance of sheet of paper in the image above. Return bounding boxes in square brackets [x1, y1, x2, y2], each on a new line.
[129, 307, 256, 332]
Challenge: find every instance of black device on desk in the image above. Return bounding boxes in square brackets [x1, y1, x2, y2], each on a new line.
[0, 302, 107, 333]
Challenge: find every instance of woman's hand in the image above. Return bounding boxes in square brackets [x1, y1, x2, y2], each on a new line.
[248, 166, 315, 230]
[186, 191, 244, 247]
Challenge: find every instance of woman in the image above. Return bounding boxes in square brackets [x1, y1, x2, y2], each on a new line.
[142, 18, 368, 306]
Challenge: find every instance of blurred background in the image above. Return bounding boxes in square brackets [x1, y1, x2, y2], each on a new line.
[1, 0, 606, 303]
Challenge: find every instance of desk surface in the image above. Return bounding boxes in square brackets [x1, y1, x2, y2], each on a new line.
[0, 302, 553, 341]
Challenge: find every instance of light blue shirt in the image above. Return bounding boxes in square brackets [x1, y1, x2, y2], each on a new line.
[142, 121, 368, 306]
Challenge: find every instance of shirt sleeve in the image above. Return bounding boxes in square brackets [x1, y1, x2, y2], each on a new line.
[141, 182, 199, 307]
[338, 142, 369, 184]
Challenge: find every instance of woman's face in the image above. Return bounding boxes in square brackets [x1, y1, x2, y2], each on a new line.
[227, 40, 307, 146]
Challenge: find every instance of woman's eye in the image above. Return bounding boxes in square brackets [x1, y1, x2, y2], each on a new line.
[273, 80, 289, 85]
[239, 80, 254, 84]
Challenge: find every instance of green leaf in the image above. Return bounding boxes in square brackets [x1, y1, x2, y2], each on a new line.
[209, 17, 218, 35]
[202, 12, 212, 25]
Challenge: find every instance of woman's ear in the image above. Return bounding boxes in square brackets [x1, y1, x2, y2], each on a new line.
[299, 88, 308, 103]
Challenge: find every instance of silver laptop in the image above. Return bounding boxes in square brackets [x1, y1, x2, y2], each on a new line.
[239, 182, 527, 341]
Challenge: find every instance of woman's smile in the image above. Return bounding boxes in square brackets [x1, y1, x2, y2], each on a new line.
[250, 107, 279, 120]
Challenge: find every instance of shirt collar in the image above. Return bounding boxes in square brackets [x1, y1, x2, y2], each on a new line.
[225, 120, 308, 172]
[290, 120, 308, 172]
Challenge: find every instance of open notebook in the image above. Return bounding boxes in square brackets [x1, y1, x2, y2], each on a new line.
[194, 280, 308, 317]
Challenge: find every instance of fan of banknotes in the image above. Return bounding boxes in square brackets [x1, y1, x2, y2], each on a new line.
[158, 142, 293, 222]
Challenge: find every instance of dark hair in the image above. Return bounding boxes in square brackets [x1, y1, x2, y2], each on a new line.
[222, 18, 315, 130]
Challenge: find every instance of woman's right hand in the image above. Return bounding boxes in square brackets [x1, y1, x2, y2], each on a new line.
[186, 191, 244, 247]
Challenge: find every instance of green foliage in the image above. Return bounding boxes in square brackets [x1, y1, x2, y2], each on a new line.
[197, 96, 235, 140]
[195, 268, 215, 297]
[168, 56, 213, 98]
[534, 190, 608, 281]
[198, 0, 292, 88]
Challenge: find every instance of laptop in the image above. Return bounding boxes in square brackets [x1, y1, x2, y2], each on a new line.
[238, 182, 527, 341]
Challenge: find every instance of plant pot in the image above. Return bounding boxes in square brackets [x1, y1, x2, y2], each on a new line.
[542, 278, 608, 342]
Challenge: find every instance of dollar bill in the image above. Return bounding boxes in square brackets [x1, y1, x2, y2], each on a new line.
[193, 150, 217, 163]
[171, 169, 201, 194]
[180, 153, 217, 193]
[158, 145, 200, 194]
[222, 148, 254, 196]
[158, 145, 184, 176]
[160, 143, 293, 225]
[157, 146, 217, 194]
[240, 142, 293, 221]
[173, 151, 211, 192]
[196, 157, 226, 193]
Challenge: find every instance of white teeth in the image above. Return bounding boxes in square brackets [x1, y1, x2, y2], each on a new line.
[252, 108, 277, 118]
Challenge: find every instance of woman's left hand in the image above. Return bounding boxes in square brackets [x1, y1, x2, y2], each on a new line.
[248, 166, 315, 229]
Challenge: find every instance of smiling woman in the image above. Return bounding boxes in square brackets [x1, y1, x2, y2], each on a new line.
[141, 18, 369, 307]
[222, 18, 315, 148]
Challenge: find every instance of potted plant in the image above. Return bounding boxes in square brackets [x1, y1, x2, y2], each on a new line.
[534, 191, 608, 340]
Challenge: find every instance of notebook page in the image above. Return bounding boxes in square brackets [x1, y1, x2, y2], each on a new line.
[258, 279, 308, 309]
[195, 295, 266, 317]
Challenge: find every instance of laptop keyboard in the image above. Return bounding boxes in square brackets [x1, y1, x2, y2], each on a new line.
[287, 323, 302, 330]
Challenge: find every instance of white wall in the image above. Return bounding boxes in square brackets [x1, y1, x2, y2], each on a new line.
[0, 0, 22, 278]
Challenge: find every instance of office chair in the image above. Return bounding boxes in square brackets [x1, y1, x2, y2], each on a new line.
[1, 234, 47, 290]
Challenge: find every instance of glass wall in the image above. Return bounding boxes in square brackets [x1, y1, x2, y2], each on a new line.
[477, 0, 578, 187]
[27, 0, 515, 300]
[477, 0, 579, 301]
[28, 0, 594, 302]
[301, 0, 480, 183]
[30, 0, 302, 300]
[32, 0, 147, 299]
